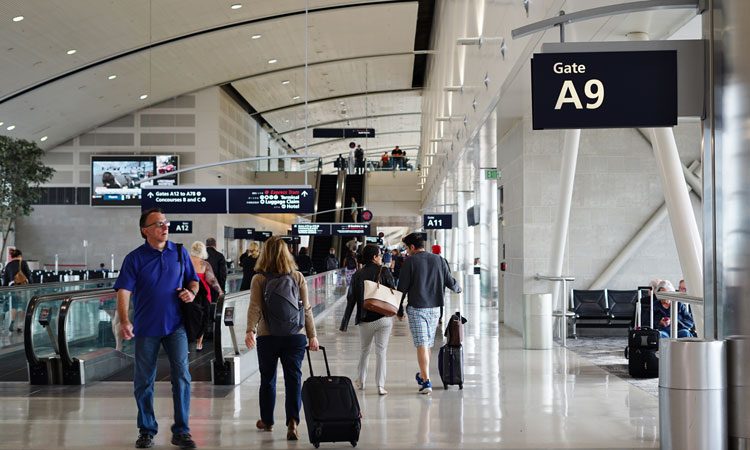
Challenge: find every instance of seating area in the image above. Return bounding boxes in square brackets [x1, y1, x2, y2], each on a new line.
[568, 288, 648, 337]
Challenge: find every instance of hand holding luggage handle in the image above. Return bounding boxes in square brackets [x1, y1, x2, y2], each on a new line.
[306, 345, 331, 377]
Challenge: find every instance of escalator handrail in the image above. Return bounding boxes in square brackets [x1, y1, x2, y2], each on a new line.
[0, 277, 116, 294]
[23, 288, 106, 368]
[57, 288, 118, 367]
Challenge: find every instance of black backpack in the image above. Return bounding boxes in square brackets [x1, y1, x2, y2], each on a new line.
[262, 273, 305, 336]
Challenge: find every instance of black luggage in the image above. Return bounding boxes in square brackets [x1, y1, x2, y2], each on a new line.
[302, 346, 361, 448]
[438, 344, 464, 389]
[625, 327, 660, 378]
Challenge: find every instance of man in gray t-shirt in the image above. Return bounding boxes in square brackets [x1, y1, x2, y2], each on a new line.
[397, 233, 461, 394]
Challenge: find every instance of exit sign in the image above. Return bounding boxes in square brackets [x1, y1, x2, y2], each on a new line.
[485, 169, 499, 180]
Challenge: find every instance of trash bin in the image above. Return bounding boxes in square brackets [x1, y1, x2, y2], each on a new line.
[523, 293, 552, 350]
[659, 339, 727, 450]
[727, 336, 750, 449]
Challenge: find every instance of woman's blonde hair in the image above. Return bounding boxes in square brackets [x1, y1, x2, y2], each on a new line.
[248, 241, 260, 258]
[254, 236, 297, 274]
[190, 241, 208, 259]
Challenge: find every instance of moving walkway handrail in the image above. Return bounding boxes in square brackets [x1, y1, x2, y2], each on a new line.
[57, 288, 119, 368]
[0, 277, 115, 294]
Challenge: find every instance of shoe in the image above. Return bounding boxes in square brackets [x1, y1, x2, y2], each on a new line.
[354, 379, 364, 390]
[135, 433, 154, 448]
[415, 372, 424, 385]
[256, 419, 273, 431]
[378, 387, 388, 396]
[287, 420, 299, 441]
[171, 433, 196, 449]
[419, 380, 433, 394]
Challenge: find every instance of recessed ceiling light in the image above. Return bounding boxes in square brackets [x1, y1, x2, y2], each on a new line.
[251, 34, 262, 39]
[139, 94, 148, 100]
[281, 80, 290, 85]
[66, 49, 77, 55]
[267, 59, 277, 64]
[40, 136, 48, 142]
[108, 74, 117, 80]
[12, 16, 24, 22]
[284, 119, 290, 123]
[230, 3, 242, 9]
[6, 125, 15, 131]
[292, 95, 300, 100]
[0, 122, 4, 127]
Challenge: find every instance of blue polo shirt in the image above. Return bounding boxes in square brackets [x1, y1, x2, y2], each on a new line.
[114, 240, 198, 337]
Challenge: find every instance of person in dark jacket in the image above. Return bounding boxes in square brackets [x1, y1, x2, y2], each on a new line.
[2, 248, 32, 333]
[323, 248, 339, 272]
[340, 244, 395, 395]
[653, 279, 696, 338]
[239, 242, 260, 291]
[205, 238, 227, 299]
[295, 247, 313, 276]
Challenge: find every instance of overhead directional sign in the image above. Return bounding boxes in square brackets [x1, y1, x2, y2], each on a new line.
[292, 223, 332, 236]
[365, 236, 384, 245]
[228, 187, 315, 214]
[280, 236, 301, 244]
[531, 50, 677, 129]
[168, 220, 193, 234]
[233, 228, 255, 239]
[424, 213, 456, 230]
[141, 187, 227, 213]
[332, 223, 371, 236]
[254, 231, 272, 241]
[312, 128, 376, 138]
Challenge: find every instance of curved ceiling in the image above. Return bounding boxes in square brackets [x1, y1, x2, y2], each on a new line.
[0, 0, 430, 156]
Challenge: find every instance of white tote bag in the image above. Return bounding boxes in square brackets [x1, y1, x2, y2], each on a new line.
[363, 267, 400, 317]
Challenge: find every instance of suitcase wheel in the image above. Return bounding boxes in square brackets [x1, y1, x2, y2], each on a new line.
[314, 443, 320, 449]
[351, 441, 357, 447]
[459, 384, 463, 390]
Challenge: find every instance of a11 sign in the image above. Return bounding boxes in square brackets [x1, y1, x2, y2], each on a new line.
[424, 213, 455, 230]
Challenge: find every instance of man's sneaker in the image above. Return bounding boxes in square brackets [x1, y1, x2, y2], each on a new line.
[415, 372, 424, 385]
[135, 434, 154, 448]
[419, 379, 433, 394]
[171, 433, 196, 449]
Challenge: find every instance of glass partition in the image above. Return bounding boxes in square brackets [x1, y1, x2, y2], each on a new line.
[63, 289, 128, 360]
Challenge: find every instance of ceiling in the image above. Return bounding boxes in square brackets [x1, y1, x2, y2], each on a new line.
[0, 0, 431, 158]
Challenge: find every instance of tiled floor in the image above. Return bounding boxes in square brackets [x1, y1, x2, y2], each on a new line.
[0, 291, 659, 449]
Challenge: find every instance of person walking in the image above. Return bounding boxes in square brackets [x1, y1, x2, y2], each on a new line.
[340, 244, 395, 395]
[244, 236, 320, 441]
[188, 241, 223, 351]
[2, 248, 31, 333]
[114, 207, 200, 449]
[397, 233, 461, 394]
[239, 242, 260, 291]
[205, 238, 227, 300]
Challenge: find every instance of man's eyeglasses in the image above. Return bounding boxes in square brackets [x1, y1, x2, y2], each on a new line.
[144, 220, 170, 229]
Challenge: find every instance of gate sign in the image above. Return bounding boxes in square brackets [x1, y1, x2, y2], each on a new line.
[292, 223, 332, 236]
[254, 231, 272, 241]
[424, 213, 455, 230]
[233, 228, 255, 239]
[169, 220, 193, 234]
[142, 187, 227, 213]
[531, 50, 677, 130]
[228, 187, 315, 214]
[332, 224, 370, 236]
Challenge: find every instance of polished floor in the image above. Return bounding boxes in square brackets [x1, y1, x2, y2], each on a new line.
[0, 290, 659, 449]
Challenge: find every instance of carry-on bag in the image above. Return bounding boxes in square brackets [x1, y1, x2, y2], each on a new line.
[625, 327, 660, 378]
[302, 346, 361, 448]
[437, 344, 464, 389]
[362, 266, 400, 317]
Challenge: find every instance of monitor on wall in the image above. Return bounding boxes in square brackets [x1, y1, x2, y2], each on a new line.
[155, 155, 179, 186]
[91, 155, 153, 206]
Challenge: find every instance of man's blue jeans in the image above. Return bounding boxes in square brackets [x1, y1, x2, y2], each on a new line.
[256, 334, 307, 426]
[134, 326, 191, 436]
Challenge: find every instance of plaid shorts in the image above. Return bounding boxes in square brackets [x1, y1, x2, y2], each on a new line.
[406, 306, 441, 348]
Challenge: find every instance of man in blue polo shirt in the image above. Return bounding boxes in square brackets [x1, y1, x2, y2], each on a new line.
[115, 207, 200, 449]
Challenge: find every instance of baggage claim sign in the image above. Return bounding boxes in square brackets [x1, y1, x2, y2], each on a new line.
[531, 50, 677, 129]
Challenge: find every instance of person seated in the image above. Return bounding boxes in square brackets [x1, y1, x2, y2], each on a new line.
[653, 279, 696, 338]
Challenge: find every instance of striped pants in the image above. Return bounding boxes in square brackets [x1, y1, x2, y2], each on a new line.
[357, 316, 394, 389]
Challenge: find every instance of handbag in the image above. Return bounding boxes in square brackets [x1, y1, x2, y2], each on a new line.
[362, 266, 400, 317]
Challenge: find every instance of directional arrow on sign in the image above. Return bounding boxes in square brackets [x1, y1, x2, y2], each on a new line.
[301, 191, 308, 197]
[147, 192, 154, 198]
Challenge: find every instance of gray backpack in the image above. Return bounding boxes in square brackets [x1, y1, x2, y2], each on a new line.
[262, 272, 305, 336]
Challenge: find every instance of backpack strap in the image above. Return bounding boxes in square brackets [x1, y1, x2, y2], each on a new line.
[176, 242, 184, 287]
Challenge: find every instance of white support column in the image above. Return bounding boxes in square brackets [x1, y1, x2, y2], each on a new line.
[548, 129, 581, 312]
[650, 127, 704, 335]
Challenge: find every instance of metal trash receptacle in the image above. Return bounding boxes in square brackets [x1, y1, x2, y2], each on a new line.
[523, 293, 552, 350]
[659, 339, 727, 450]
[727, 336, 750, 449]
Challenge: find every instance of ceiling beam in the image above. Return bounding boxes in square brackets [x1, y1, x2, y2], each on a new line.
[256, 88, 421, 115]
[279, 112, 421, 135]
[293, 129, 421, 150]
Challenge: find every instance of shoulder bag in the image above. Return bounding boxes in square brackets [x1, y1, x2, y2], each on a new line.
[362, 266, 399, 317]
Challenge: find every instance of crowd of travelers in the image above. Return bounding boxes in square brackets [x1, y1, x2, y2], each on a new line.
[333, 142, 413, 173]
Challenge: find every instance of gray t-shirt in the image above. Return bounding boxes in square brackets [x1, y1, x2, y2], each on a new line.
[397, 251, 460, 309]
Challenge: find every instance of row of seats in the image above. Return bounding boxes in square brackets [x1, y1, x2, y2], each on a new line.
[568, 289, 651, 337]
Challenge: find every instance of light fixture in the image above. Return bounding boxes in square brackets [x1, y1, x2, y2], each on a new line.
[429, 138, 449, 142]
[108, 74, 117, 80]
[267, 59, 278, 64]
[139, 94, 148, 100]
[251, 34, 262, 39]
[66, 49, 77, 55]
[40, 136, 48, 142]
[435, 116, 463, 122]
[292, 95, 300, 100]
[0, 122, 4, 127]
[12, 16, 24, 22]
[230, 3, 242, 9]
[281, 80, 290, 85]
[6, 125, 15, 131]
[444, 85, 463, 93]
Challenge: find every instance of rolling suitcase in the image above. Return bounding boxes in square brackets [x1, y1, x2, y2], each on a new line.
[302, 346, 361, 448]
[625, 327, 660, 378]
[437, 344, 464, 389]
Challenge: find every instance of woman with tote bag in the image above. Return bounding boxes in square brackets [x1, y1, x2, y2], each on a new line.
[339, 244, 396, 395]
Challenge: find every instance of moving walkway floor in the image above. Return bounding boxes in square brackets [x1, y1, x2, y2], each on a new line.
[0, 293, 660, 449]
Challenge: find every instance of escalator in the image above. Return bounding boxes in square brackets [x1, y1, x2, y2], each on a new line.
[311, 173, 343, 273]
[339, 174, 367, 256]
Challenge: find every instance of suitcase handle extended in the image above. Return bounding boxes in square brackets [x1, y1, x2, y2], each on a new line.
[306, 345, 331, 377]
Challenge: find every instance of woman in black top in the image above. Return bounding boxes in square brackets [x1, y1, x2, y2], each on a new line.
[339, 244, 396, 395]
[239, 242, 260, 291]
[2, 248, 32, 333]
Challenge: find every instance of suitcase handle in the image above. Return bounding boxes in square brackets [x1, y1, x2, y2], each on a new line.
[306, 345, 331, 377]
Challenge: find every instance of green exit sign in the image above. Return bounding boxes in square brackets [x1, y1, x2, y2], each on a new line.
[485, 169, 500, 180]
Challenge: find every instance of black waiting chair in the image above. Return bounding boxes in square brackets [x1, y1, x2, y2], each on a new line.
[569, 289, 608, 337]
[607, 289, 639, 326]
